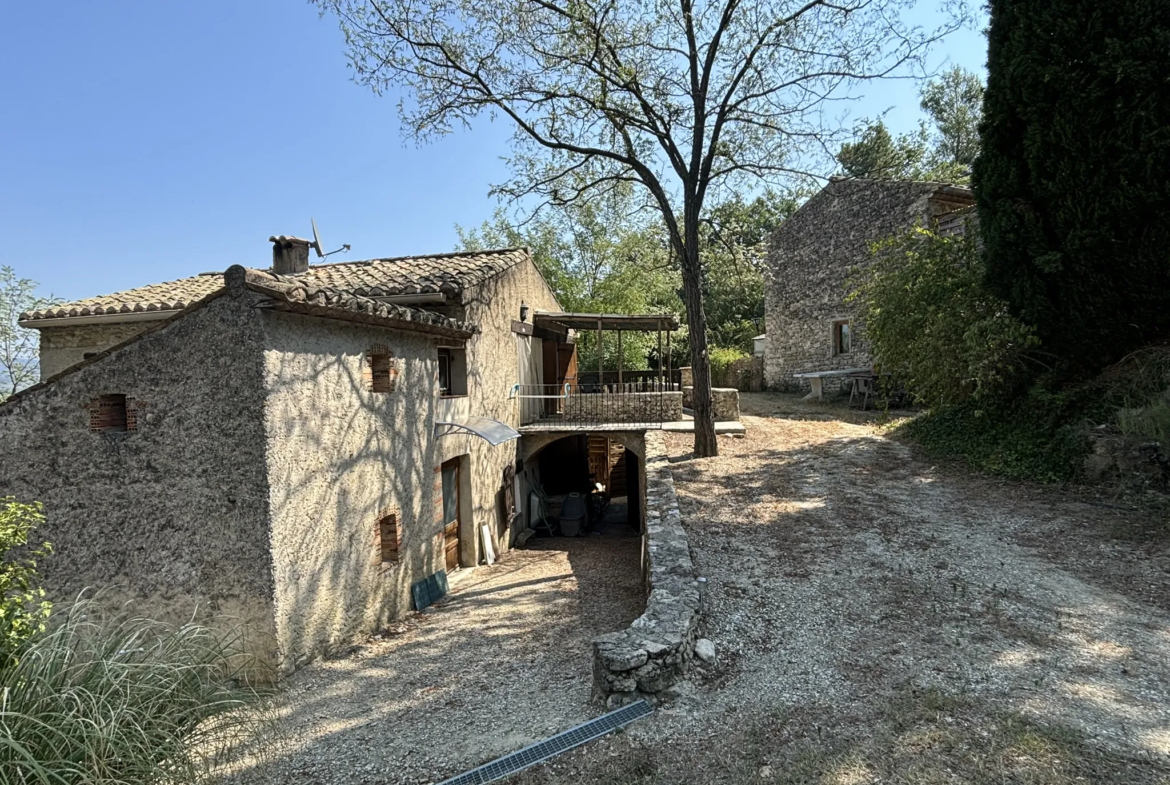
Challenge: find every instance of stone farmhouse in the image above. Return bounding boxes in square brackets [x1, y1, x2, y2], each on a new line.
[763, 178, 975, 393]
[0, 237, 688, 677]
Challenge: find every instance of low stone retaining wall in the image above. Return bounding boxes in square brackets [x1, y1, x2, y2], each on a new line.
[681, 386, 741, 421]
[563, 390, 683, 423]
[592, 430, 701, 706]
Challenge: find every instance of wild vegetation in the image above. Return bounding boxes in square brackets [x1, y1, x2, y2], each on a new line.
[0, 500, 273, 784]
[973, 0, 1170, 379]
[851, 0, 1170, 490]
[835, 66, 984, 183]
[0, 267, 59, 397]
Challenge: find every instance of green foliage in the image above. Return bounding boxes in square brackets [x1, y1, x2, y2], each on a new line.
[709, 346, 749, 377]
[836, 67, 983, 184]
[0, 599, 275, 785]
[0, 498, 51, 661]
[700, 191, 797, 353]
[835, 121, 929, 180]
[897, 385, 1103, 483]
[852, 227, 1040, 409]
[1102, 346, 1170, 443]
[1, 267, 59, 397]
[459, 188, 794, 365]
[973, 0, 1170, 377]
[920, 66, 984, 173]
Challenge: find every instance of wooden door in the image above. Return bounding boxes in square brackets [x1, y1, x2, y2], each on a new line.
[441, 459, 461, 572]
[558, 343, 578, 390]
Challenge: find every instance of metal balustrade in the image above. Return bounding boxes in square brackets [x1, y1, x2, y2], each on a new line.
[512, 380, 683, 428]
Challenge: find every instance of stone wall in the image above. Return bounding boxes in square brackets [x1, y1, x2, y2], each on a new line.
[0, 293, 278, 670]
[261, 310, 446, 672]
[763, 179, 974, 392]
[563, 390, 683, 424]
[38, 321, 159, 378]
[712, 388, 740, 421]
[592, 430, 700, 706]
[433, 256, 562, 557]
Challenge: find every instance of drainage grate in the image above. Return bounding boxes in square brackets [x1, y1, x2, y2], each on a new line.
[437, 700, 654, 785]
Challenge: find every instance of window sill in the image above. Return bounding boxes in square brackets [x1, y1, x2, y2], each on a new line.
[439, 394, 469, 399]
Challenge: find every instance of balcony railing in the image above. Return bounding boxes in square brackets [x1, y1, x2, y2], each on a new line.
[514, 382, 684, 428]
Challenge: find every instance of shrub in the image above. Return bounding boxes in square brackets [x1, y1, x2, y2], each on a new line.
[0, 498, 51, 661]
[897, 384, 1104, 483]
[851, 226, 1040, 409]
[0, 599, 274, 785]
[974, 0, 1170, 376]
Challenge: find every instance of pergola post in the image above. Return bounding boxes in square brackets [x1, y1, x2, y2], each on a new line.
[597, 319, 604, 390]
[657, 328, 663, 391]
[665, 329, 671, 390]
[617, 330, 623, 388]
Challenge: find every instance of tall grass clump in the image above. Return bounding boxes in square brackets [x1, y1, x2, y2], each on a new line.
[0, 599, 276, 785]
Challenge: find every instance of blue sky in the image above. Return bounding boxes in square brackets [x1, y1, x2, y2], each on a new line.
[1, 1, 987, 303]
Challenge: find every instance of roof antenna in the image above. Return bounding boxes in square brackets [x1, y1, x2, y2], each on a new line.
[311, 217, 351, 259]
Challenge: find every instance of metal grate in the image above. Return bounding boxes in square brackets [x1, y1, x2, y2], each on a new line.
[437, 700, 654, 785]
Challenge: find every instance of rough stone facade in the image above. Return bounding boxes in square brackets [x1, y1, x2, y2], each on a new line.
[592, 430, 701, 706]
[0, 293, 279, 669]
[763, 179, 974, 393]
[1, 250, 563, 676]
[563, 390, 683, 424]
[711, 388, 740, 421]
[432, 258, 561, 562]
[38, 321, 158, 378]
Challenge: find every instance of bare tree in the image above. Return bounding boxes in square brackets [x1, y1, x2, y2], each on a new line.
[0, 267, 57, 398]
[317, 0, 964, 456]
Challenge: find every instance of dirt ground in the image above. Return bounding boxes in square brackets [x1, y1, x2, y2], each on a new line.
[227, 537, 643, 785]
[513, 393, 1170, 785]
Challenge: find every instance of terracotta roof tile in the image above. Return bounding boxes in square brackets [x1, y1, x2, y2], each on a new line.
[20, 247, 528, 323]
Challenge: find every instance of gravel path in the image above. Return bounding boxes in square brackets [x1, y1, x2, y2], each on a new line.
[231, 537, 642, 785]
[644, 396, 1170, 764]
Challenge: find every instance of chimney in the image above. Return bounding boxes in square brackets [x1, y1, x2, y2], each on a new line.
[269, 235, 312, 275]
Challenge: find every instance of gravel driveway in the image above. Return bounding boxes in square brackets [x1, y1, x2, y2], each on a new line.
[515, 394, 1170, 784]
[230, 537, 642, 785]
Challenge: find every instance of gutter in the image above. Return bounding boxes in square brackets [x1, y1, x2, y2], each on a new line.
[18, 311, 178, 329]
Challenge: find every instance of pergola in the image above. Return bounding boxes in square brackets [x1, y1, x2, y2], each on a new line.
[533, 311, 682, 389]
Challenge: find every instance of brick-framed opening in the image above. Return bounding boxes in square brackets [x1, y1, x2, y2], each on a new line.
[88, 394, 138, 432]
[376, 509, 402, 567]
[363, 344, 403, 393]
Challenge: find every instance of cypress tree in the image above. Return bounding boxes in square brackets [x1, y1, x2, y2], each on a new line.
[973, 0, 1170, 377]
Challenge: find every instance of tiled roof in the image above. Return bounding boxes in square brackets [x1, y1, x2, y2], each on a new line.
[236, 267, 476, 339]
[19, 247, 529, 323]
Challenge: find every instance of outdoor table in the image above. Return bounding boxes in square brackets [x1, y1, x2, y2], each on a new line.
[792, 367, 873, 400]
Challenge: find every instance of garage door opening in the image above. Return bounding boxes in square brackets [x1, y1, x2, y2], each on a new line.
[520, 433, 643, 541]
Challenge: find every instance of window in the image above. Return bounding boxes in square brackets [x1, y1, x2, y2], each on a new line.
[437, 346, 467, 396]
[378, 513, 401, 564]
[832, 321, 852, 356]
[89, 394, 134, 432]
[364, 345, 402, 393]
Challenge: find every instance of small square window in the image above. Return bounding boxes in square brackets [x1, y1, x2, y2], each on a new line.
[365, 346, 401, 393]
[89, 394, 131, 432]
[832, 321, 852, 356]
[378, 514, 401, 564]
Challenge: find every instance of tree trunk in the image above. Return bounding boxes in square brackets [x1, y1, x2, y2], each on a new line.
[681, 204, 718, 458]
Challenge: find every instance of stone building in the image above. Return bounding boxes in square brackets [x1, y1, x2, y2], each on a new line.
[0, 237, 695, 679]
[763, 178, 975, 392]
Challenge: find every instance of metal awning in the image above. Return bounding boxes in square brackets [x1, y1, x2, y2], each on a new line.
[533, 311, 680, 332]
[434, 416, 521, 445]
